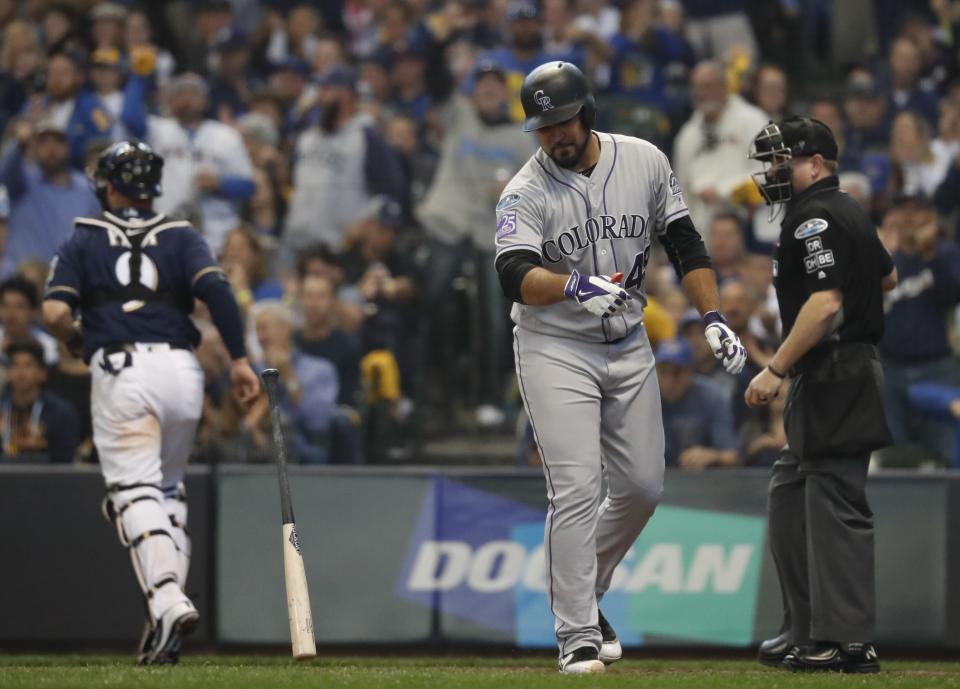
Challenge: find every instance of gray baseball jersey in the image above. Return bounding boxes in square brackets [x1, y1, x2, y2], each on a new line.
[495, 131, 689, 341]
[498, 131, 682, 657]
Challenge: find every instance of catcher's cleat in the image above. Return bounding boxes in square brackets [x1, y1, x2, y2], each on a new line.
[136, 618, 156, 666]
[138, 600, 199, 666]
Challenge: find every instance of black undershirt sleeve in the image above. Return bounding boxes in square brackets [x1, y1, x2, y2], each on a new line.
[495, 249, 543, 304]
[660, 214, 712, 280]
[193, 271, 247, 359]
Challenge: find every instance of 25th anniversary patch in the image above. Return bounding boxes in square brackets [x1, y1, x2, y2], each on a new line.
[496, 212, 518, 241]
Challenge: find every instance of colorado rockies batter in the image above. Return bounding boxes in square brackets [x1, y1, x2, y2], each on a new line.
[41, 141, 260, 665]
[495, 62, 747, 674]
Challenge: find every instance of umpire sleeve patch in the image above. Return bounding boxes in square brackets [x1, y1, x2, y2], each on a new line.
[804, 249, 835, 274]
[794, 217, 828, 239]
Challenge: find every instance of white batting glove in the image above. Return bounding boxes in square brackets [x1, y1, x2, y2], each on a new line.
[703, 311, 747, 374]
[564, 269, 632, 319]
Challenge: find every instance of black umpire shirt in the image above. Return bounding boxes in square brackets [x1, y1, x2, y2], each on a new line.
[773, 175, 894, 370]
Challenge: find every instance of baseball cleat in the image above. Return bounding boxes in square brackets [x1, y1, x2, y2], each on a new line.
[138, 600, 199, 666]
[559, 647, 605, 674]
[757, 632, 791, 667]
[598, 609, 622, 664]
[783, 642, 880, 674]
[136, 618, 156, 666]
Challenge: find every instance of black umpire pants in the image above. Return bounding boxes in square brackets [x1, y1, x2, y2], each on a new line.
[768, 451, 875, 644]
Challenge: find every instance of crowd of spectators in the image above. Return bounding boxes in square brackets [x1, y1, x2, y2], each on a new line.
[0, 0, 958, 469]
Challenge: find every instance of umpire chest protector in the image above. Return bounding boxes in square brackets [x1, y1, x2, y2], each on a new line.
[75, 211, 193, 313]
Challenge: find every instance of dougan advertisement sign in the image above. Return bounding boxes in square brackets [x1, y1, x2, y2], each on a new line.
[397, 478, 766, 646]
[214, 469, 947, 647]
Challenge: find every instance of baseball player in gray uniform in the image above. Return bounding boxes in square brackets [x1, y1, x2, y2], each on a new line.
[495, 62, 747, 674]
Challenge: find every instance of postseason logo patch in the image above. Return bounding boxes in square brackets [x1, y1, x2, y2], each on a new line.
[794, 217, 828, 239]
[496, 212, 518, 241]
[496, 193, 522, 211]
[669, 174, 682, 197]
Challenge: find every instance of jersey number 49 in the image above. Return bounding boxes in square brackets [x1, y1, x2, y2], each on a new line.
[624, 250, 650, 291]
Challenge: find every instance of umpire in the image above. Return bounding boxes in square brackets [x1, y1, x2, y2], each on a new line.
[744, 117, 897, 673]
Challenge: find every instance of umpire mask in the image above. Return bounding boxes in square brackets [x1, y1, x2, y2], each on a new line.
[748, 122, 794, 207]
[749, 117, 839, 210]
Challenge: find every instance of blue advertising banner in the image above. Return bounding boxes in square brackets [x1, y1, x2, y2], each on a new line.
[396, 477, 767, 647]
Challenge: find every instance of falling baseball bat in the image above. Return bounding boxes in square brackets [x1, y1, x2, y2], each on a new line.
[261, 369, 317, 660]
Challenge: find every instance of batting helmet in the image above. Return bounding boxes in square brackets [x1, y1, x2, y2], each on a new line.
[520, 61, 595, 132]
[92, 140, 163, 206]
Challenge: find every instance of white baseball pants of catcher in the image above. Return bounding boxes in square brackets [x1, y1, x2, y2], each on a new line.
[92, 344, 204, 622]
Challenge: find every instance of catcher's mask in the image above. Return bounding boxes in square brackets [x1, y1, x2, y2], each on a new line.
[91, 140, 163, 209]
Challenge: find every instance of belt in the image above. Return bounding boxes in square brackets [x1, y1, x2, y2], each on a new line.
[790, 341, 878, 376]
[99, 342, 191, 375]
[102, 342, 192, 356]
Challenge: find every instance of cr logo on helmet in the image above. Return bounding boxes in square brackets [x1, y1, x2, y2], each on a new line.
[533, 90, 553, 111]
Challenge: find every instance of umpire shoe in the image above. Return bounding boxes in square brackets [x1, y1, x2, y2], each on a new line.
[598, 609, 622, 664]
[139, 600, 200, 666]
[757, 632, 791, 667]
[559, 647, 605, 674]
[783, 642, 880, 674]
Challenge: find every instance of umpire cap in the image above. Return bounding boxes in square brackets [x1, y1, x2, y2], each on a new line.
[93, 140, 163, 201]
[520, 61, 596, 132]
[750, 116, 838, 164]
[749, 117, 838, 206]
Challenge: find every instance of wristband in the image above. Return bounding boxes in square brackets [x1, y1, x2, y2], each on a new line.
[767, 364, 787, 379]
[702, 310, 726, 326]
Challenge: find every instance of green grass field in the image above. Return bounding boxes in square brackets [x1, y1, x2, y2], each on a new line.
[3, 656, 960, 689]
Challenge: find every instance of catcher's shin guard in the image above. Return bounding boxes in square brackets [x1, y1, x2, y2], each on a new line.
[103, 484, 185, 622]
[162, 482, 191, 587]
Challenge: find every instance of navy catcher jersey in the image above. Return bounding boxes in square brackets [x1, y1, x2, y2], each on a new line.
[45, 209, 222, 361]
